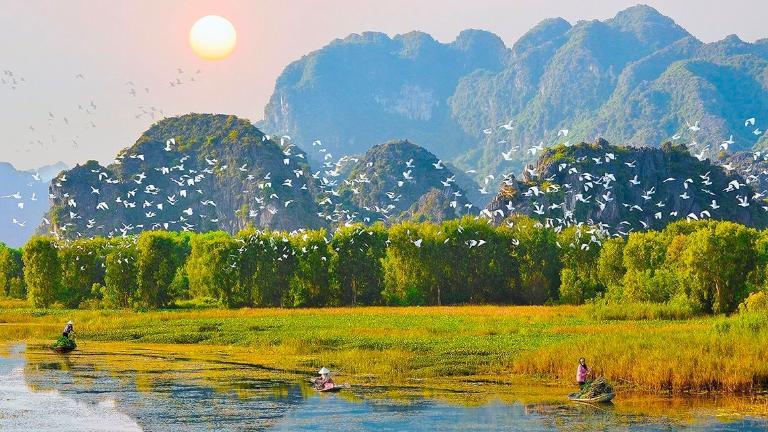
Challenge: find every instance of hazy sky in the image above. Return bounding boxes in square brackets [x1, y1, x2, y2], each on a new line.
[2, 0, 766, 170]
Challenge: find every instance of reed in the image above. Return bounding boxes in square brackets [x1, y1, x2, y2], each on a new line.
[1, 305, 766, 394]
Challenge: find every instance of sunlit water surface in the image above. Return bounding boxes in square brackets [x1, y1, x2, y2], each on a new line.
[1, 343, 766, 431]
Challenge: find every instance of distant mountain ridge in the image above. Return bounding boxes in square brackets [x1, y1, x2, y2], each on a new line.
[261, 4, 768, 182]
[0, 161, 67, 247]
[260, 29, 508, 162]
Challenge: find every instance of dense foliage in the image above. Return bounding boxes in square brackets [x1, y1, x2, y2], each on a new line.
[4, 218, 768, 313]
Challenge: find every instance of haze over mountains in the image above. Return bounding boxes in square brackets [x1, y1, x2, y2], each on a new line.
[3, 4, 768, 245]
[261, 4, 768, 179]
[0, 162, 66, 247]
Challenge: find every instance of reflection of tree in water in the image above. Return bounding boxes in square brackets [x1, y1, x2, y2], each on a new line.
[17, 345, 768, 432]
[523, 401, 681, 430]
[22, 347, 310, 431]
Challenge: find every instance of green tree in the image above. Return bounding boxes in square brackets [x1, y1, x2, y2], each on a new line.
[381, 222, 440, 305]
[678, 222, 758, 314]
[331, 224, 388, 305]
[136, 231, 190, 308]
[510, 217, 561, 304]
[621, 231, 675, 302]
[440, 217, 518, 304]
[289, 229, 335, 307]
[557, 227, 603, 304]
[596, 237, 625, 301]
[187, 232, 242, 307]
[59, 237, 107, 307]
[102, 238, 138, 309]
[237, 230, 295, 307]
[0, 244, 25, 298]
[23, 237, 61, 308]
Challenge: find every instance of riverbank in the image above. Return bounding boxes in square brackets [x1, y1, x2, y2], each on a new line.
[7, 341, 767, 431]
[1, 304, 767, 394]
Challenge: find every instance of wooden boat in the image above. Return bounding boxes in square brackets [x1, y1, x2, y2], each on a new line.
[568, 392, 615, 403]
[317, 385, 344, 393]
[53, 345, 75, 354]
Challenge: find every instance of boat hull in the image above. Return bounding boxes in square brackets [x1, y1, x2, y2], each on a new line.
[568, 392, 615, 403]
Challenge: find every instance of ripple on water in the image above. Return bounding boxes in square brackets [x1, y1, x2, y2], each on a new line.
[3, 344, 768, 432]
[0, 355, 142, 431]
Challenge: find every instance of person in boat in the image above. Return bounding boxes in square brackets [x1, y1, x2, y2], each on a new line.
[314, 367, 334, 390]
[576, 357, 591, 389]
[62, 320, 74, 339]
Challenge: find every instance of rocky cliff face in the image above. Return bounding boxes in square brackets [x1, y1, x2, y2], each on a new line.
[260, 29, 508, 161]
[262, 5, 768, 184]
[724, 151, 768, 193]
[486, 139, 768, 234]
[42, 114, 324, 239]
[321, 140, 476, 225]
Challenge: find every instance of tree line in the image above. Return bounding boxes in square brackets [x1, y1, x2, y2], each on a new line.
[1, 217, 766, 314]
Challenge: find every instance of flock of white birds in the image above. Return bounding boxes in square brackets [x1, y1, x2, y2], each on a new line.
[2, 113, 767, 258]
[3, 64, 768, 258]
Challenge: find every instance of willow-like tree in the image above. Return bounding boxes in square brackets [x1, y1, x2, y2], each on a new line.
[0, 244, 25, 299]
[23, 237, 61, 307]
[59, 237, 107, 307]
[187, 231, 242, 307]
[102, 238, 138, 308]
[136, 231, 190, 308]
[679, 222, 757, 313]
[331, 224, 388, 305]
[289, 229, 335, 307]
[509, 217, 561, 304]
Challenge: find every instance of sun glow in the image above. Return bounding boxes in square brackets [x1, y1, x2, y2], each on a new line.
[189, 15, 237, 60]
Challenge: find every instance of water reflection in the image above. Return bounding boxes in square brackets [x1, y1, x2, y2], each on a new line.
[1, 344, 766, 432]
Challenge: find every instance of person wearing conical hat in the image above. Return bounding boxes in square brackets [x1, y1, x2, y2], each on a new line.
[314, 367, 334, 390]
[62, 320, 74, 339]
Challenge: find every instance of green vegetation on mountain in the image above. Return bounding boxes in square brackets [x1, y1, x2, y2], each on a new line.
[263, 5, 768, 181]
[487, 139, 768, 233]
[332, 140, 476, 224]
[42, 114, 324, 240]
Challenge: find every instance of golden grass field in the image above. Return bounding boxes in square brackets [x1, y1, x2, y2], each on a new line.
[1, 300, 767, 396]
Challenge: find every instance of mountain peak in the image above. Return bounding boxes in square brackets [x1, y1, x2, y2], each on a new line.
[512, 17, 571, 55]
[43, 113, 323, 239]
[452, 29, 507, 52]
[607, 4, 691, 47]
[338, 139, 475, 222]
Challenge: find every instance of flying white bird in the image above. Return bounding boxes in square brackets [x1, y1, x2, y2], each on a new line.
[498, 120, 514, 131]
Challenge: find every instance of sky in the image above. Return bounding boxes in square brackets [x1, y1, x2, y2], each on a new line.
[1, 0, 767, 170]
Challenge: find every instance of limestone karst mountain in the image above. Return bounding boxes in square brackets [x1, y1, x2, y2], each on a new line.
[326, 140, 477, 224]
[485, 139, 768, 234]
[262, 5, 768, 181]
[41, 114, 324, 239]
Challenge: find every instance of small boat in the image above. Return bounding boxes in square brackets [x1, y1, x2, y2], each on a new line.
[317, 385, 344, 393]
[568, 392, 615, 403]
[53, 345, 75, 354]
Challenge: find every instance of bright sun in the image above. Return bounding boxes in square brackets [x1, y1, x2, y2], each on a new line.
[189, 15, 237, 60]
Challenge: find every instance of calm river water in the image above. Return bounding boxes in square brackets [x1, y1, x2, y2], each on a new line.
[1, 343, 766, 431]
